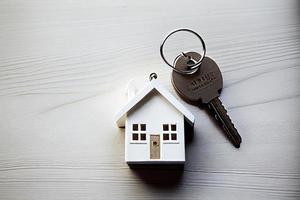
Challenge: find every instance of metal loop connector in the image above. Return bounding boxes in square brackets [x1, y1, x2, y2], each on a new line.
[160, 28, 206, 75]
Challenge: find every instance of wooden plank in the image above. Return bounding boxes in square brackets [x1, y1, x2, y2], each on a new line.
[0, 0, 299, 199]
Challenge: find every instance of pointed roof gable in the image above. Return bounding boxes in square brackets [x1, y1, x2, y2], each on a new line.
[115, 79, 195, 127]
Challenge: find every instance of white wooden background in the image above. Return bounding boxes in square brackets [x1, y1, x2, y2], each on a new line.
[0, 0, 299, 199]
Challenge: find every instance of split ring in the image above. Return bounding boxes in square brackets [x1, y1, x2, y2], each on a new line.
[160, 28, 206, 74]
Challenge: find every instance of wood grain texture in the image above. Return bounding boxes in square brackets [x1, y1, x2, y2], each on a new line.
[0, 0, 299, 199]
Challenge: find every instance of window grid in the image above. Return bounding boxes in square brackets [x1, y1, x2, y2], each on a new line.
[132, 124, 147, 141]
[162, 124, 177, 141]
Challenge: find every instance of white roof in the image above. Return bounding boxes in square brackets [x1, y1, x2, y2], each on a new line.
[115, 79, 195, 127]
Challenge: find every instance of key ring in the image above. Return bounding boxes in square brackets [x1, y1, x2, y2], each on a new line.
[160, 28, 206, 74]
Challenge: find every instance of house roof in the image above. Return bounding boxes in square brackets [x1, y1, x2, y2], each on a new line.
[115, 79, 195, 127]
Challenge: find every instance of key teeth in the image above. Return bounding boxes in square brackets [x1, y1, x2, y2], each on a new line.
[219, 102, 237, 129]
[219, 100, 240, 139]
[210, 98, 242, 146]
[216, 98, 234, 123]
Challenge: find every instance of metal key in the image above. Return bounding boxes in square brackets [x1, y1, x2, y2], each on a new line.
[172, 51, 242, 148]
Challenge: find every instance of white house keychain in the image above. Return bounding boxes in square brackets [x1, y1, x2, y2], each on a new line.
[115, 73, 195, 165]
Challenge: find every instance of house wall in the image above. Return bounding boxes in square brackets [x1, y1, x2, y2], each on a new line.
[125, 90, 185, 163]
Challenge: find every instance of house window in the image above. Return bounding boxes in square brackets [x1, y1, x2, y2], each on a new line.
[163, 133, 169, 140]
[171, 133, 177, 140]
[162, 124, 177, 141]
[131, 124, 147, 142]
[141, 124, 146, 131]
[163, 124, 169, 131]
[132, 133, 139, 140]
[133, 124, 138, 131]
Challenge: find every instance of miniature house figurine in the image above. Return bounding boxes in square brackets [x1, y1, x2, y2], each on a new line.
[115, 74, 194, 164]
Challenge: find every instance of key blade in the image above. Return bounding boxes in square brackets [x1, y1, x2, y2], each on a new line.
[208, 97, 242, 148]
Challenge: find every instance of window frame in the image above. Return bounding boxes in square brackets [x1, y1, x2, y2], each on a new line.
[162, 123, 178, 143]
[130, 123, 147, 143]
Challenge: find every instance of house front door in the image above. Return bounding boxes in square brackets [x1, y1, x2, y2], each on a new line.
[150, 135, 160, 159]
